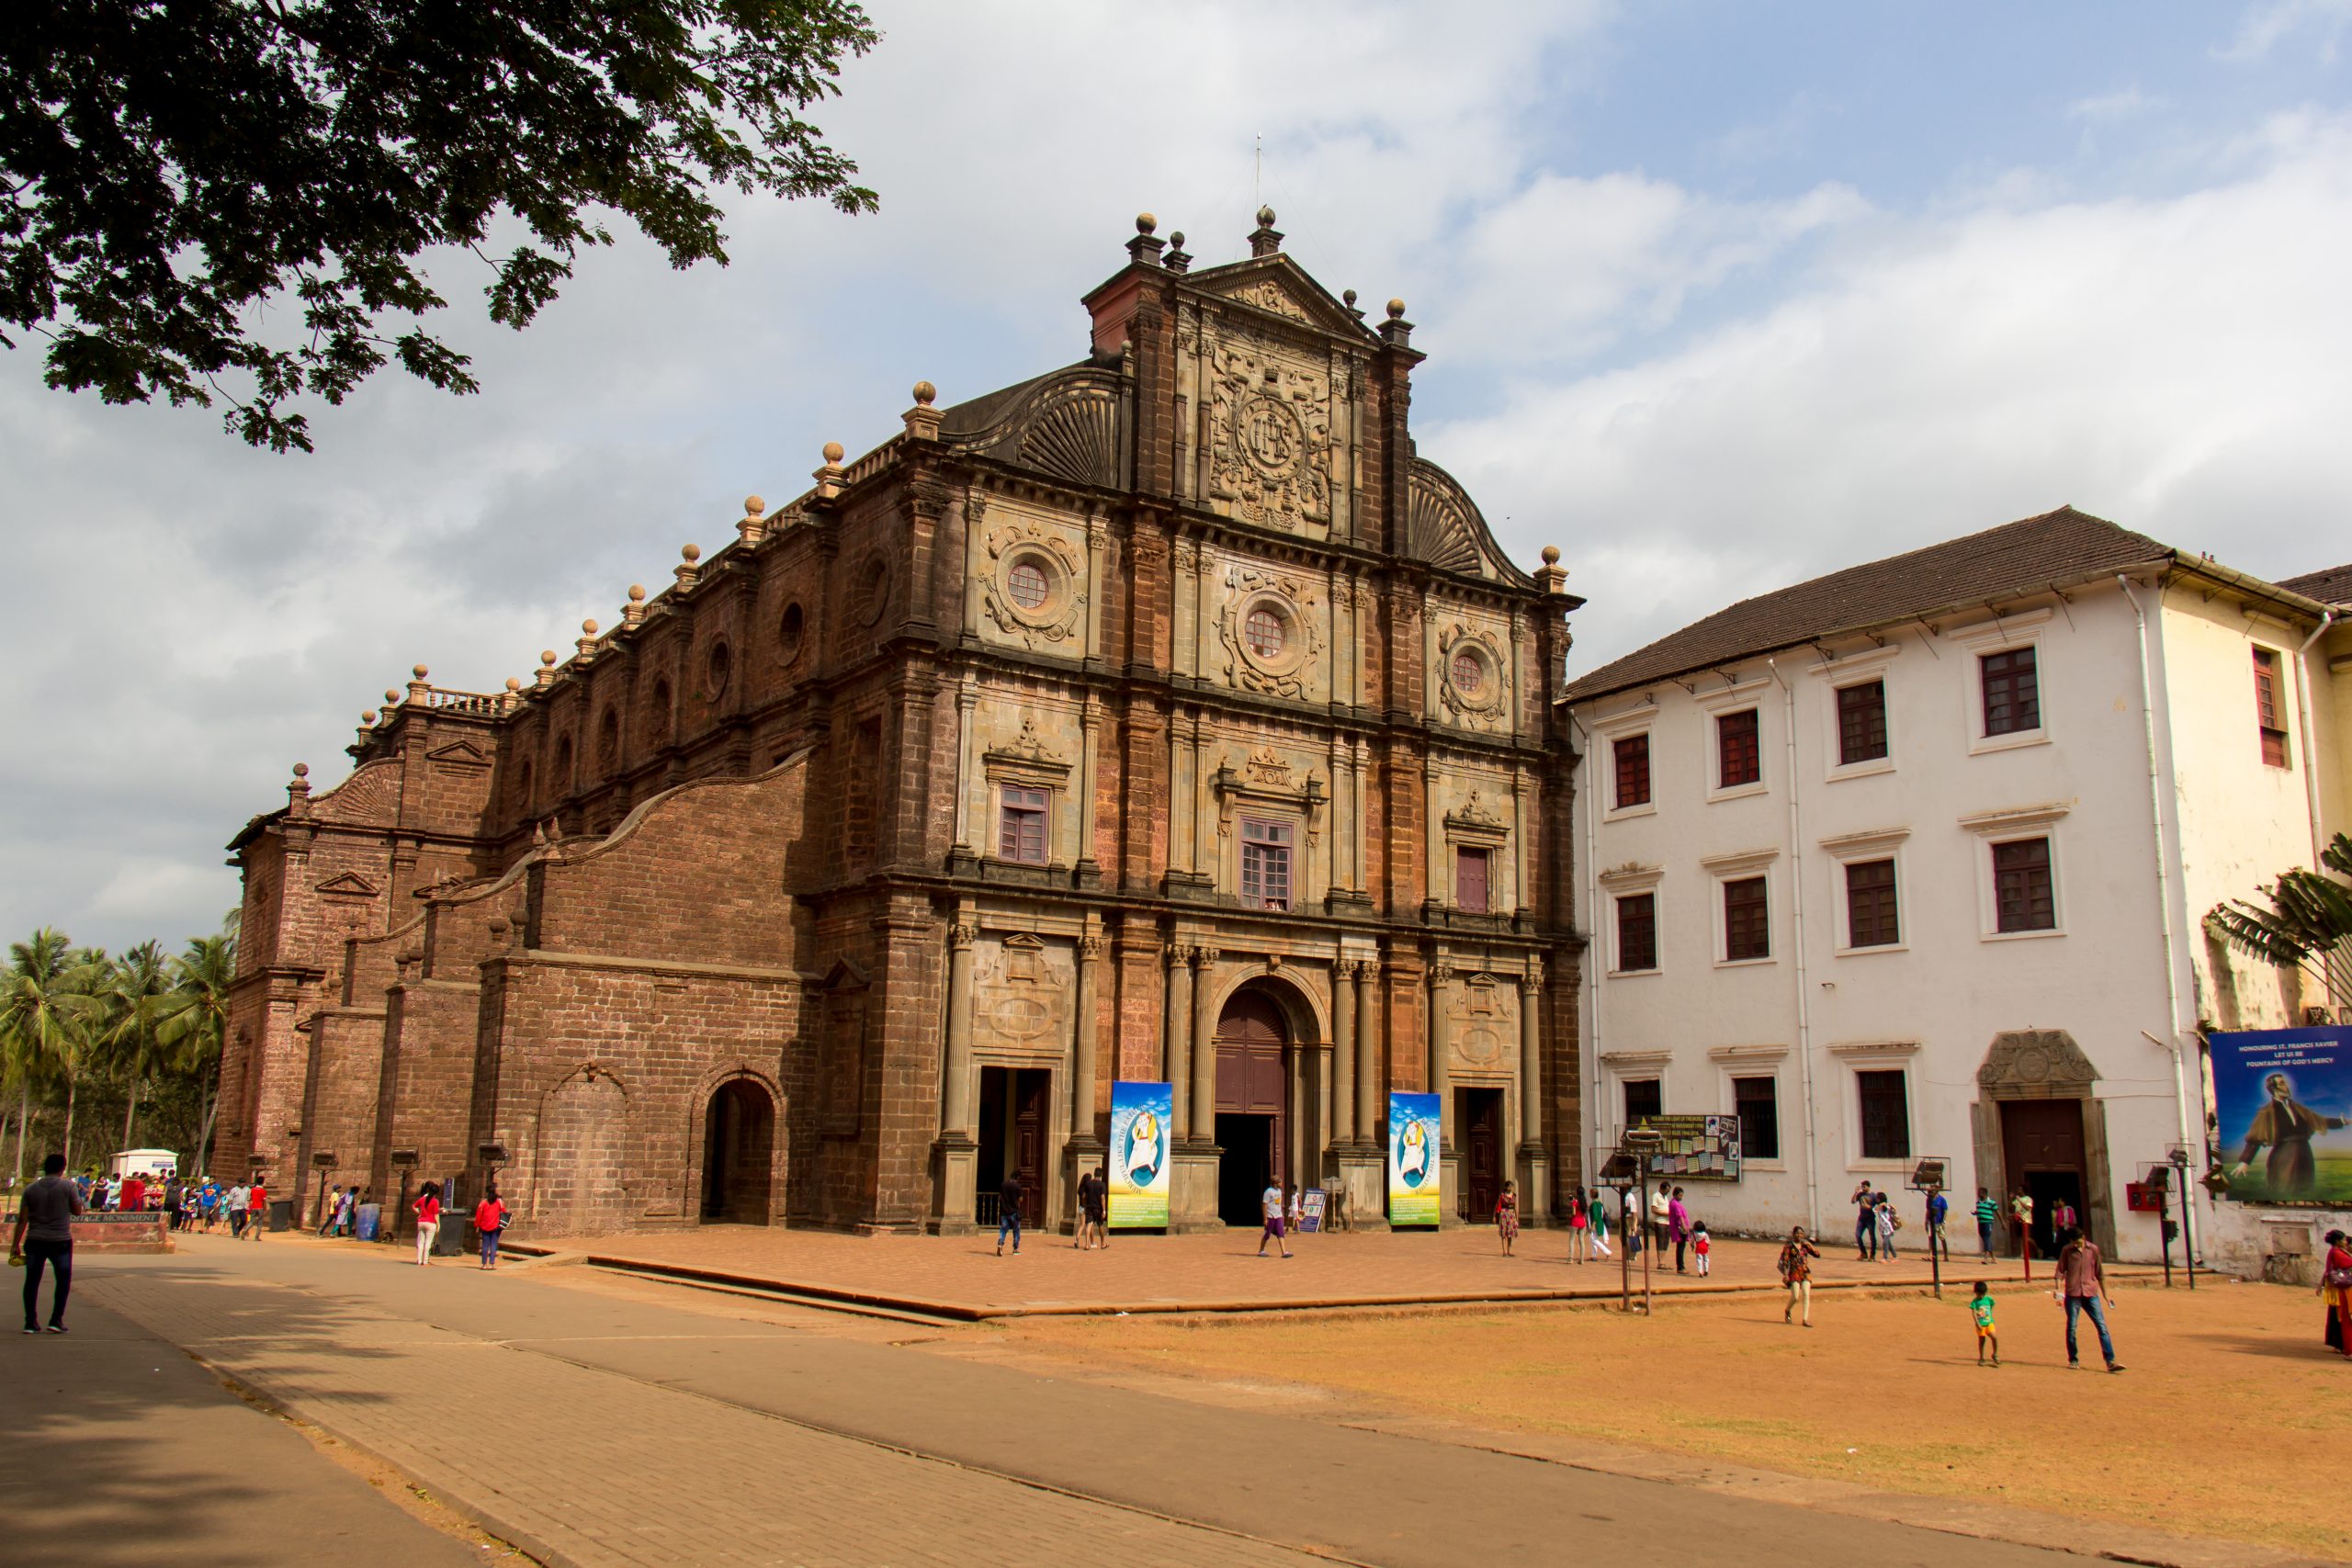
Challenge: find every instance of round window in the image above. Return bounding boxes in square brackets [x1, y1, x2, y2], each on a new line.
[778, 602, 805, 662]
[1007, 559, 1049, 610]
[706, 639, 732, 700]
[857, 558, 890, 626]
[1245, 605, 1287, 660]
[1452, 649, 1485, 694]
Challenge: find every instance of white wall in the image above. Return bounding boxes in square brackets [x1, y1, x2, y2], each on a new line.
[1574, 574, 2331, 1265]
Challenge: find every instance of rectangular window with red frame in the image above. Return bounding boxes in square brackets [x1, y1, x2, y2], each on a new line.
[1844, 858, 1900, 947]
[1612, 733, 1651, 809]
[1615, 892, 1657, 972]
[1239, 818, 1293, 911]
[1717, 708, 1761, 788]
[1992, 837, 2055, 932]
[1980, 647, 2040, 737]
[998, 784, 1048, 864]
[1837, 680, 1888, 764]
[2253, 648, 2289, 768]
[1723, 875, 1770, 961]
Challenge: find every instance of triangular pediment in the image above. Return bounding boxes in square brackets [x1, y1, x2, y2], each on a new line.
[425, 739, 491, 768]
[1189, 257, 1370, 339]
[313, 872, 380, 897]
[820, 956, 872, 992]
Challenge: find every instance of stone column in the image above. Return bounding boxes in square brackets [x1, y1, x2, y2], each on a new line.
[1165, 942, 1192, 1136]
[1430, 960, 1460, 1225]
[1516, 960, 1551, 1224]
[1330, 960, 1357, 1147]
[950, 682, 978, 860]
[1070, 932, 1103, 1143]
[1354, 960, 1379, 1142]
[1337, 957, 1387, 1228]
[1076, 700, 1102, 882]
[930, 917, 981, 1234]
[1189, 947, 1219, 1145]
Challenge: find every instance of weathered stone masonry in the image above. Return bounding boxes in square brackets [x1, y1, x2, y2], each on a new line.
[219, 211, 1589, 1238]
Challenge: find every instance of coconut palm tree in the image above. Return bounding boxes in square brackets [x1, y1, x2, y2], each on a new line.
[158, 925, 237, 1175]
[103, 940, 175, 1155]
[2206, 832, 2352, 1020]
[0, 930, 101, 1172]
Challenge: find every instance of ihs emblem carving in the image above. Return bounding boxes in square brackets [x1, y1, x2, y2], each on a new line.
[1206, 332, 1332, 532]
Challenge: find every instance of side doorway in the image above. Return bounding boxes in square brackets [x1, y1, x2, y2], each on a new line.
[1459, 1088, 1504, 1223]
[2000, 1097, 2088, 1257]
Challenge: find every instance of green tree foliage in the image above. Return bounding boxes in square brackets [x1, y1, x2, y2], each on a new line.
[2206, 832, 2352, 1020]
[1, 930, 101, 1172]
[3, 0, 879, 452]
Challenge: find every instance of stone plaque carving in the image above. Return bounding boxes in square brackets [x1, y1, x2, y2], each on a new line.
[1207, 330, 1332, 532]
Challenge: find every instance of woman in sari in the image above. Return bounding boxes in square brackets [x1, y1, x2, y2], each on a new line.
[2322, 1228, 2352, 1359]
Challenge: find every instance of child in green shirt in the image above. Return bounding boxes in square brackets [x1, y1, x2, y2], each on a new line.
[1970, 1280, 1999, 1367]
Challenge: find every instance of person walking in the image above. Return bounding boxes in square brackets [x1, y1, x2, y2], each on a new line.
[1973, 1186, 1998, 1258]
[1779, 1225, 1822, 1327]
[10, 1153, 85, 1335]
[338, 1185, 359, 1236]
[1648, 1181, 1671, 1256]
[1589, 1188, 1613, 1259]
[1623, 1185, 1643, 1258]
[1876, 1193, 1901, 1261]
[1073, 1167, 1101, 1249]
[245, 1179, 267, 1241]
[1970, 1280, 2000, 1367]
[2054, 1226, 2123, 1372]
[1691, 1220, 1712, 1277]
[1926, 1184, 1950, 1262]
[164, 1174, 184, 1233]
[1091, 1165, 1111, 1248]
[1852, 1180, 1878, 1261]
[994, 1171, 1023, 1256]
[1257, 1178, 1291, 1258]
[2051, 1195, 2078, 1240]
[225, 1180, 249, 1238]
[2010, 1190, 2035, 1258]
[1496, 1180, 1520, 1257]
[1668, 1186, 1690, 1274]
[473, 1188, 508, 1269]
[1566, 1188, 1589, 1264]
[2320, 1229, 2352, 1359]
[412, 1181, 442, 1266]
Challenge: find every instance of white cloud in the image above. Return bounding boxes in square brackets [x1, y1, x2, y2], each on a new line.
[2067, 86, 2163, 120]
[2217, 0, 2352, 62]
[1431, 112, 2352, 677]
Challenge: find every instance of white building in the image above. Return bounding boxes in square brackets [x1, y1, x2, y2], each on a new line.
[1564, 508, 2345, 1269]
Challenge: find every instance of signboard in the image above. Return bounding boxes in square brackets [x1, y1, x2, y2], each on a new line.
[1388, 1091, 1442, 1226]
[2210, 1026, 2352, 1206]
[1107, 1080, 1172, 1228]
[1629, 1113, 1741, 1180]
[1297, 1188, 1328, 1233]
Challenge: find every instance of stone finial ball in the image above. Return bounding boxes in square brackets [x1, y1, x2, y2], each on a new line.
[362, 710, 378, 724]
[744, 494, 765, 514]
[1170, 231, 1184, 247]
[911, 381, 935, 406]
[385, 688, 401, 704]
[413, 663, 429, 679]
[1343, 288, 1358, 306]
[1257, 205, 1276, 227]
[1136, 212, 1157, 234]
[1386, 298, 1407, 320]
[581, 618, 598, 636]
[822, 441, 845, 464]
[628, 584, 646, 603]
[681, 543, 701, 562]
[503, 677, 521, 692]
[292, 762, 309, 778]
[540, 649, 558, 666]
[1542, 545, 1561, 565]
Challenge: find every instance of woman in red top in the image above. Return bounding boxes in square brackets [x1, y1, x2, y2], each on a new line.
[473, 1190, 509, 1270]
[245, 1181, 266, 1242]
[2322, 1228, 2352, 1359]
[412, 1183, 442, 1267]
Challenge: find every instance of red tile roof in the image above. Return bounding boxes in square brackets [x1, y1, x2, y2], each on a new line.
[2278, 563, 2352, 606]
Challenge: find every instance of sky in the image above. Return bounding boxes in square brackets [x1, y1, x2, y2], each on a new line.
[5, 0, 2351, 953]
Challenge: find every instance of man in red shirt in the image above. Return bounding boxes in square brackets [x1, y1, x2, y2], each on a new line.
[2054, 1226, 2123, 1372]
[246, 1180, 267, 1241]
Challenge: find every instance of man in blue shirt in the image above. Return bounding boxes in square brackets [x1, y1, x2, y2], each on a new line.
[1926, 1185, 1950, 1262]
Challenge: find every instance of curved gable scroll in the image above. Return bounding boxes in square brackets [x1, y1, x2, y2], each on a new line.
[945, 367, 1125, 490]
[1407, 458, 1532, 586]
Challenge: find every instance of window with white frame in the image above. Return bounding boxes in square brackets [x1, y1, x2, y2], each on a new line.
[1614, 891, 1658, 973]
[1856, 1069, 1911, 1160]
[1961, 805, 2067, 940]
[1733, 1074, 1781, 1161]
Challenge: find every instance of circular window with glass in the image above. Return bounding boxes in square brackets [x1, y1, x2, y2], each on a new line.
[1451, 649, 1485, 694]
[1245, 605, 1288, 659]
[1007, 559, 1049, 610]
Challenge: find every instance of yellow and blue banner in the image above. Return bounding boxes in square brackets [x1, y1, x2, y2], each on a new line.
[1388, 1090, 1441, 1226]
[1108, 1080, 1172, 1228]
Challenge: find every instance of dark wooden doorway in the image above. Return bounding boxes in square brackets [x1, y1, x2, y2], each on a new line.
[702, 1078, 775, 1223]
[1460, 1087, 1504, 1224]
[2000, 1097, 2087, 1257]
[1216, 988, 1288, 1226]
[977, 1066, 1049, 1229]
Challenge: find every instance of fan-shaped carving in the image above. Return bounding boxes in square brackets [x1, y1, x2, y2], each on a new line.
[1018, 383, 1119, 488]
[1408, 461, 1487, 577]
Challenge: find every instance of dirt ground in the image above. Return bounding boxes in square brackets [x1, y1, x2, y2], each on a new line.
[995, 1274, 2352, 1561]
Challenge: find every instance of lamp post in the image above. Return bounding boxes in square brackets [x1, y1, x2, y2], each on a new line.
[1622, 1127, 1663, 1318]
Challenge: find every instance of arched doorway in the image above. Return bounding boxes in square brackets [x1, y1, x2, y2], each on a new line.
[702, 1078, 775, 1224]
[1215, 987, 1290, 1225]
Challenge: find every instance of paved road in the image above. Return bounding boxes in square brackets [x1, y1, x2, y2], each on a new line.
[66, 1236, 2116, 1568]
[0, 1293, 481, 1568]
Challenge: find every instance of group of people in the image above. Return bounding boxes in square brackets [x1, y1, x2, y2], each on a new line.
[1553, 1183, 1711, 1273]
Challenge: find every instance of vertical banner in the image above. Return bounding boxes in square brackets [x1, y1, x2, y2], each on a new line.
[1108, 1080, 1172, 1228]
[2209, 1027, 2352, 1205]
[1388, 1090, 1442, 1226]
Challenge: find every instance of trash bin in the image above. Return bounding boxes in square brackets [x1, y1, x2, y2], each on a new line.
[355, 1203, 381, 1242]
[267, 1198, 293, 1233]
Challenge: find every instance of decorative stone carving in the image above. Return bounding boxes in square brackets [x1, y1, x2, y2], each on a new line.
[974, 932, 1069, 1049]
[1206, 329, 1332, 532]
[1437, 620, 1510, 726]
[1244, 746, 1293, 786]
[1231, 278, 1314, 323]
[979, 519, 1086, 650]
[1216, 562, 1323, 698]
[981, 716, 1073, 786]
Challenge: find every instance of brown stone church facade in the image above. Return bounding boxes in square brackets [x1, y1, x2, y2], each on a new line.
[216, 211, 1587, 1238]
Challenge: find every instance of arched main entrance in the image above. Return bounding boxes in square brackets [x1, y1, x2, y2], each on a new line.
[1215, 987, 1291, 1225]
[702, 1077, 775, 1224]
